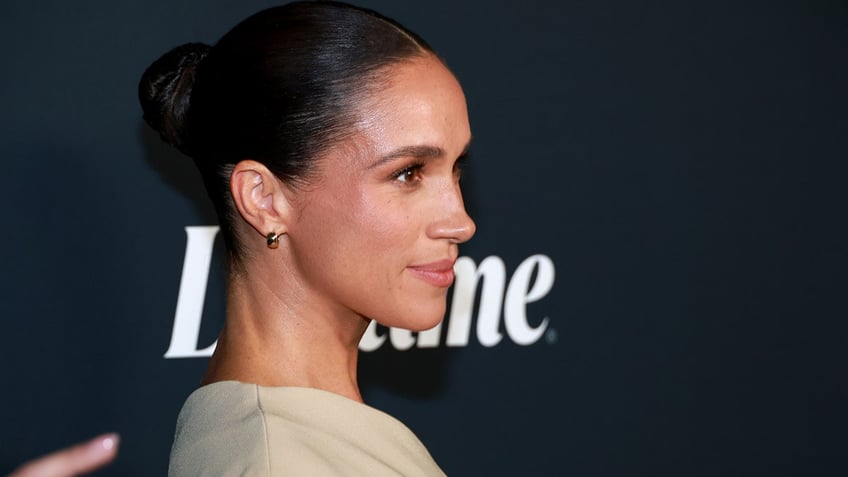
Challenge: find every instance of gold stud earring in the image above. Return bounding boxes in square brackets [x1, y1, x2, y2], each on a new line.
[266, 232, 280, 249]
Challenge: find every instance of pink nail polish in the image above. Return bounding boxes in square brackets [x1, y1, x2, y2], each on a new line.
[97, 433, 120, 451]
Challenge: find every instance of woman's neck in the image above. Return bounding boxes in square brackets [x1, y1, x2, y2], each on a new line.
[201, 270, 370, 403]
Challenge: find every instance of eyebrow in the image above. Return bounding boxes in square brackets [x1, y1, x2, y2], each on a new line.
[368, 140, 472, 170]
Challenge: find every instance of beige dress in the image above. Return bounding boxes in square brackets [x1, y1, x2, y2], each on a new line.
[168, 381, 446, 476]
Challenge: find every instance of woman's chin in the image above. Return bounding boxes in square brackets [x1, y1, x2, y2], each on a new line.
[378, 304, 446, 332]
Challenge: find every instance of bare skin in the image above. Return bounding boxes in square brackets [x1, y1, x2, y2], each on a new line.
[204, 268, 368, 401]
[202, 55, 475, 403]
[10, 434, 119, 477]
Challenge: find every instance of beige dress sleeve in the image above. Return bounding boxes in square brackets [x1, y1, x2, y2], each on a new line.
[169, 381, 447, 477]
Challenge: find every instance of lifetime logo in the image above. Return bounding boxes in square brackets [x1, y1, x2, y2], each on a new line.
[164, 226, 555, 358]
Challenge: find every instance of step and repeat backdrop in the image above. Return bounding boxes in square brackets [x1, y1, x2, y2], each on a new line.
[1, 1, 846, 475]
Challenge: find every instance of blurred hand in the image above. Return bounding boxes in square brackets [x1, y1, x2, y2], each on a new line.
[9, 433, 119, 477]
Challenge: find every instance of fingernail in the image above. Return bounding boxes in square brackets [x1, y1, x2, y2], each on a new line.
[96, 433, 120, 451]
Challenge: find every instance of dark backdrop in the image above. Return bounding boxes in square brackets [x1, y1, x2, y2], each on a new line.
[1, 1, 846, 475]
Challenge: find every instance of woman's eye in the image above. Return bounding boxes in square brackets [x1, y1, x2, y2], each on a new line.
[393, 163, 424, 184]
[452, 161, 463, 181]
[453, 152, 469, 181]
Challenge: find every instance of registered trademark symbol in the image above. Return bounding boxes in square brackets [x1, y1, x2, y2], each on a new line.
[545, 328, 558, 344]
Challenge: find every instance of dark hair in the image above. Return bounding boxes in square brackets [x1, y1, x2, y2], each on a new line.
[139, 1, 434, 263]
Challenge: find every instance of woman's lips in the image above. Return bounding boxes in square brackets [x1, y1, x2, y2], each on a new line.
[407, 259, 456, 287]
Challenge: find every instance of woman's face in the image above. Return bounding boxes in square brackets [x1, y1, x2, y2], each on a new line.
[284, 55, 475, 331]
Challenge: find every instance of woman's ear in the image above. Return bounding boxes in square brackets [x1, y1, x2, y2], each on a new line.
[230, 160, 294, 240]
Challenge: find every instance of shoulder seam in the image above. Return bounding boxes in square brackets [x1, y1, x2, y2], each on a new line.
[254, 385, 272, 477]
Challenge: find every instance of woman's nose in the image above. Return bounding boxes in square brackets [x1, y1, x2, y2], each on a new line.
[427, 184, 476, 243]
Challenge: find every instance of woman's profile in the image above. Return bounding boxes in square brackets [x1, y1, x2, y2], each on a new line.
[139, 1, 474, 475]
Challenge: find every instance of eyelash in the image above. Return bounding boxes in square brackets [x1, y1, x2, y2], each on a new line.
[390, 153, 470, 185]
[454, 154, 469, 180]
[392, 161, 425, 185]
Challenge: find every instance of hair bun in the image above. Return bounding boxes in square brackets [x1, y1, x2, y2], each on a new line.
[138, 42, 211, 156]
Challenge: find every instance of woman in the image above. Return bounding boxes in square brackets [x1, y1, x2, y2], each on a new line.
[139, 1, 474, 475]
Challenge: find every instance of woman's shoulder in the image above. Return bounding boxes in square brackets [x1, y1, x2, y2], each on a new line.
[168, 381, 270, 476]
[256, 386, 446, 476]
[168, 381, 446, 476]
